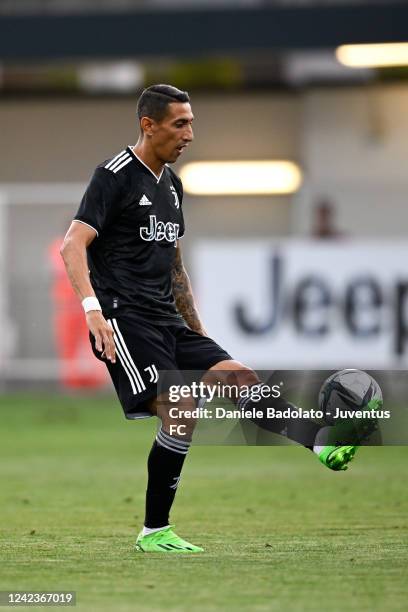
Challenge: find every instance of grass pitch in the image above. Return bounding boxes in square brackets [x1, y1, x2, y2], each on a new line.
[1, 393, 407, 611]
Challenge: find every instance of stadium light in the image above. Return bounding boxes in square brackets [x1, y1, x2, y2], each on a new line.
[336, 43, 408, 68]
[78, 61, 143, 92]
[179, 161, 302, 195]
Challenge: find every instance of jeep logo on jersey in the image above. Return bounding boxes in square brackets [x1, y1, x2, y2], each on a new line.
[140, 215, 180, 246]
[170, 185, 180, 209]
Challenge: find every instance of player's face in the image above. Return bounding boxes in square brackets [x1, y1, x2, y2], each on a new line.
[151, 102, 194, 164]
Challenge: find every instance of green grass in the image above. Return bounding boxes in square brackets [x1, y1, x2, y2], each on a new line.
[1, 393, 407, 611]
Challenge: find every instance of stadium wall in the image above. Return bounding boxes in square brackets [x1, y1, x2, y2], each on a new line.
[1, 86, 407, 377]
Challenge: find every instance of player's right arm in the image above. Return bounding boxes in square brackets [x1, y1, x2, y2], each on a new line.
[60, 221, 116, 363]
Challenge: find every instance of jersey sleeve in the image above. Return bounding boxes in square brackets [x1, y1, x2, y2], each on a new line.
[173, 174, 185, 239]
[74, 167, 122, 236]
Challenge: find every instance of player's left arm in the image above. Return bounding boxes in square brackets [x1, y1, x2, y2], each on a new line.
[171, 242, 208, 336]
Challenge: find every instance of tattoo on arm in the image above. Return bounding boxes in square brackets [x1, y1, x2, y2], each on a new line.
[171, 244, 207, 335]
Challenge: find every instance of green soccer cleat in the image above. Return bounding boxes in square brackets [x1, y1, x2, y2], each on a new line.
[135, 526, 204, 553]
[318, 445, 357, 471]
[318, 396, 383, 471]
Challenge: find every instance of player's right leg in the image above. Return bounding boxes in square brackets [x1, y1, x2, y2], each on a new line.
[89, 313, 203, 553]
[135, 392, 203, 553]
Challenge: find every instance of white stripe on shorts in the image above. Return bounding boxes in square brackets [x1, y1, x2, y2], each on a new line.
[107, 319, 138, 394]
[109, 318, 146, 394]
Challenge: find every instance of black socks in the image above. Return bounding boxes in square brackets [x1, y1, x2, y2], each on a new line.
[144, 428, 191, 528]
[237, 391, 321, 450]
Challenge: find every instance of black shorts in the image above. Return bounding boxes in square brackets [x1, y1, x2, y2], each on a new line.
[90, 313, 232, 419]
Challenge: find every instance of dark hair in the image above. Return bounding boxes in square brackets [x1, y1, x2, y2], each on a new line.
[137, 84, 190, 123]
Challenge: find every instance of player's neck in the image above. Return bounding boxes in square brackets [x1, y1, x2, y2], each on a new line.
[132, 143, 164, 180]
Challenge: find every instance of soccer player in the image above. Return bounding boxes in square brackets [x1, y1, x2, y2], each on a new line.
[61, 84, 358, 554]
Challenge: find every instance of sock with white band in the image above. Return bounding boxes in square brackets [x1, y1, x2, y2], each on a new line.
[144, 428, 191, 529]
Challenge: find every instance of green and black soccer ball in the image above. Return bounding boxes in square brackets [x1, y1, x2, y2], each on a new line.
[318, 369, 382, 425]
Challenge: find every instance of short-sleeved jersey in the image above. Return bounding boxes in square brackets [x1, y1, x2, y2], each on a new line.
[74, 146, 185, 324]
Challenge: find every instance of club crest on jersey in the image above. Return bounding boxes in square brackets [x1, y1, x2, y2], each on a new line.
[170, 185, 180, 209]
[140, 215, 180, 247]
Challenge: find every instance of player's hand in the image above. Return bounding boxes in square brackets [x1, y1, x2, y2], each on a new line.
[86, 311, 116, 363]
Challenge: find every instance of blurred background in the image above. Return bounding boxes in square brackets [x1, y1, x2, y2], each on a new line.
[1, 0, 408, 390]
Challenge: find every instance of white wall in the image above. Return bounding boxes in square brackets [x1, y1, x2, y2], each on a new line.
[3, 86, 408, 367]
[1, 93, 300, 242]
[295, 84, 408, 237]
[3, 86, 408, 243]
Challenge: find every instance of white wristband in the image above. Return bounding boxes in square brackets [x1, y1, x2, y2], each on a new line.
[82, 296, 102, 313]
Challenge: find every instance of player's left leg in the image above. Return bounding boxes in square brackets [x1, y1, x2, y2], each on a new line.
[173, 327, 335, 461]
[205, 360, 358, 471]
[203, 360, 319, 447]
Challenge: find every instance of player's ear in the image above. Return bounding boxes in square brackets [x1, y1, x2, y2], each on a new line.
[140, 116, 154, 137]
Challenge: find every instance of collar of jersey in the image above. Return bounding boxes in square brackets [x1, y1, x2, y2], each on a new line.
[127, 146, 164, 183]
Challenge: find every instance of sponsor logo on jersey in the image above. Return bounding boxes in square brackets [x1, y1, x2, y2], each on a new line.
[170, 185, 180, 209]
[139, 194, 152, 206]
[140, 215, 180, 246]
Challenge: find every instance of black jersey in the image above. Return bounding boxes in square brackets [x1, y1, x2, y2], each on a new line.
[74, 146, 185, 323]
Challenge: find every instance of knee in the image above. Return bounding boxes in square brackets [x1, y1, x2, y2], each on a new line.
[159, 395, 197, 438]
[204, 360, 260, 388]
[201, 361, 260, 404]
[225, 363, 260, 389]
